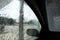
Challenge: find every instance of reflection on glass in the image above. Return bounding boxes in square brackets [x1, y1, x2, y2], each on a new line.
[0, 0, 41, 40]
[46, 0, 60, 31]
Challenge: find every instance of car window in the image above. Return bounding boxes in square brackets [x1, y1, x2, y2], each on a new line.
[0, 0, 41, 40]
[46, 0, 60, 32]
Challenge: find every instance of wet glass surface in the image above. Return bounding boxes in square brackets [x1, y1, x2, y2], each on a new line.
[0, 0, 41, 40]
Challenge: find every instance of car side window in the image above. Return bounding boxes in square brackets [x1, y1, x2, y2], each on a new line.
[0, 0, 41, 40]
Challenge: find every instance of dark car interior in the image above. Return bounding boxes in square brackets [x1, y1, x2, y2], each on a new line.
[25, 0, 60, 40]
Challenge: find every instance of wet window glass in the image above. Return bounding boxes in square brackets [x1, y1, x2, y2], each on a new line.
[0, 0, 41, 40]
